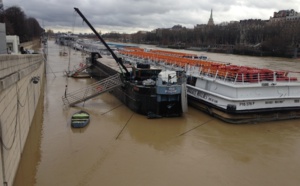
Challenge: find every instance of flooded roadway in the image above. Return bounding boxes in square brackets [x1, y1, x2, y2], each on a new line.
[14, 40, 300, 186]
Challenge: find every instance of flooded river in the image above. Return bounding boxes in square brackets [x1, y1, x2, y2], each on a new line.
[13, 40, 300, 186]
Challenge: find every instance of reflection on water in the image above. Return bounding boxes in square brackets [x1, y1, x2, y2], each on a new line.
[14, 40, 300, 186]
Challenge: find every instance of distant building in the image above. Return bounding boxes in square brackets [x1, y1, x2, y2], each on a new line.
[286, 9, 300, 21]
[172, 25, 184, 30]
[207, 9, 214, 26]
[240, 19, 267, 25]
[194, 24, 206, 29]
[270, 9, 300, 22]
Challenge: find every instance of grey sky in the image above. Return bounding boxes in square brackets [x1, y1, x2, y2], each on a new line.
[5, 0, 300, 33]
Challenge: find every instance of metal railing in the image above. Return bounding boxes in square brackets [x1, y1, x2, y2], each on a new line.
[67, 63, 91, 77]
[62, 73, 122, 106]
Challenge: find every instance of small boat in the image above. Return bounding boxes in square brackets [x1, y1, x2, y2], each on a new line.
[71, 110, 90, 128]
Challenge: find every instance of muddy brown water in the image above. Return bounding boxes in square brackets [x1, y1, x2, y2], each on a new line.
[13, 40, 300, 186]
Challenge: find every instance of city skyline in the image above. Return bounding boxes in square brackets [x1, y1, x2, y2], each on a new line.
[4, 0, 300, 33]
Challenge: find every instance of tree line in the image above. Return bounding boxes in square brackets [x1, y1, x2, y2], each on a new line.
[104, 20, 300, 58]
[0, 6, 44, 43]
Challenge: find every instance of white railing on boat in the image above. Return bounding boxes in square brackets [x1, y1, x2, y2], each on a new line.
[185, 65, 299, 84]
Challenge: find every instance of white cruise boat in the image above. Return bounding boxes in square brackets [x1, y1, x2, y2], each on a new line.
[185, 65, 300, 123]
[119, 47, 300, 123]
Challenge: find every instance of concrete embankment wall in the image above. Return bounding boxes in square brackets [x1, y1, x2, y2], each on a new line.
[0, 54, 45, 186]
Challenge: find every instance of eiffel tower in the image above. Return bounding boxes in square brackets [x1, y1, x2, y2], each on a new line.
[207, 9, 214, 26]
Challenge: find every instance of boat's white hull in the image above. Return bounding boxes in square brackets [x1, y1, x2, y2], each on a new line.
[187, 84, 300, 113]
[186, 73, 300, 123]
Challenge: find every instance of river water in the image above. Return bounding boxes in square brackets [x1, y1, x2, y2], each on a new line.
[13, 40, 300, 186]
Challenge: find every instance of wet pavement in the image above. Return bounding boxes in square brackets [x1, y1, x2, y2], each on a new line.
[13, 40, 300, 186]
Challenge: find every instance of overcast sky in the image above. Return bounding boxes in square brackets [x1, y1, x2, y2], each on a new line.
[4, 0, 300, 34]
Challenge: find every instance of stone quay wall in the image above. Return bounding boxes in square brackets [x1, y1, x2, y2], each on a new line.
[0, 54, 45, 186]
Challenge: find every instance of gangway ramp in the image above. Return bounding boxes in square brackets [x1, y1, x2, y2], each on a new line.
[62, 73, 122, 106]
[67, 63, 91, 77]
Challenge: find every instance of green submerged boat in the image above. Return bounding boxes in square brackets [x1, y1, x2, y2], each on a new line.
[71, 110, 90, 128]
